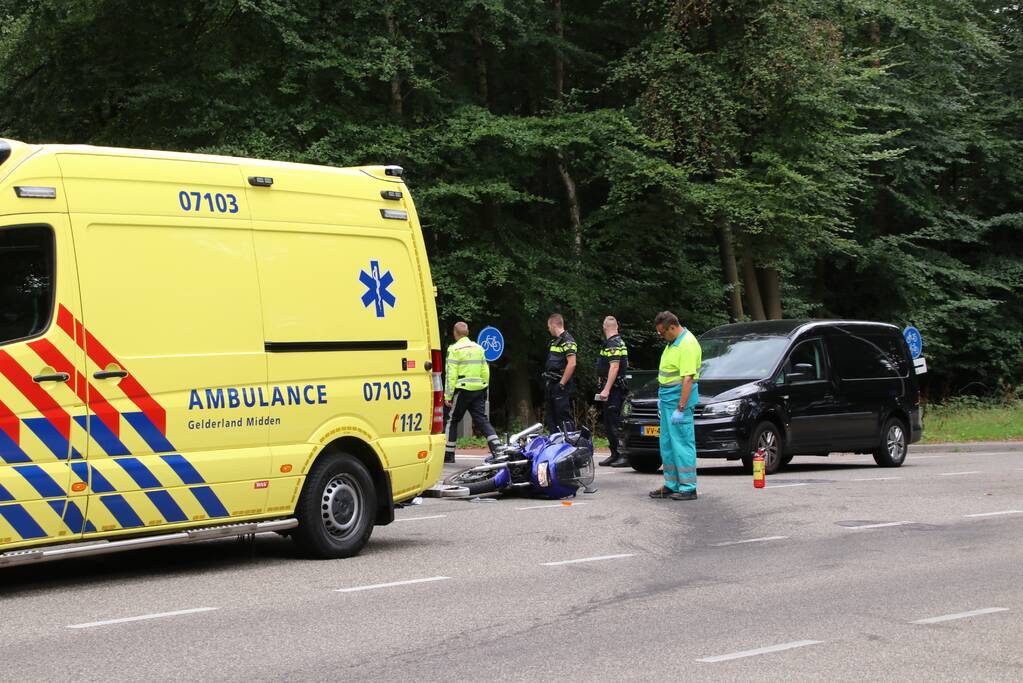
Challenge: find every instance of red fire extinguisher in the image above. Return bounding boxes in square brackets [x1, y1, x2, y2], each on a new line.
[753, 448, 766, 489]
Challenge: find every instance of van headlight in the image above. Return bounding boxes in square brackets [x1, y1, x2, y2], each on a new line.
[702, 399, 743, 417]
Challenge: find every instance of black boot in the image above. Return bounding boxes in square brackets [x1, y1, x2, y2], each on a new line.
[444, 453, 455, 464]
[609, 454, 630, 467]
[598, 454, 615, 466]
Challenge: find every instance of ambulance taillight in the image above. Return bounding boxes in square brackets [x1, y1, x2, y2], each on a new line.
[431, 349, 444, 434]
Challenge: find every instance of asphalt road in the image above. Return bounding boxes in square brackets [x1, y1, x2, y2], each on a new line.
[2, 445, 1022, 682]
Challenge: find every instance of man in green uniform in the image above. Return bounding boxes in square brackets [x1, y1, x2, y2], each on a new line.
[444, 322, 500, 463]
[650, 311, 702, 500]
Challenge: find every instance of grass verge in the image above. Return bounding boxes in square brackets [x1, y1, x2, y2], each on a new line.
[921, 400, 1023, 443]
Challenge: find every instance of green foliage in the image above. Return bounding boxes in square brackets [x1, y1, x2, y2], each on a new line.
[0, 0, 1020, 420]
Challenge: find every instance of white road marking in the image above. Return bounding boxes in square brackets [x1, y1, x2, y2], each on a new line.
[710, 536, 789, 547]
[335, 576, 451, 593]
[516, 502, 588, 510]
[912, 608, 1009, 625]
[843, 521, 912, 530]
[853, 476, 902, 481]
[67, 607, 218, 629]
[697, 640, 824, 663]
[543, 553, 635, 566]
[937, 471, 983, 476]
[395, 515, 447, 522]
[767, 483, 809, 489]
[910, 455, 945, 459]
[964, 510, 1022, 518]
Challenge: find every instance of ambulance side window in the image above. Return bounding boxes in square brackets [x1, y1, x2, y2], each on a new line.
[0, 225, 54, 346]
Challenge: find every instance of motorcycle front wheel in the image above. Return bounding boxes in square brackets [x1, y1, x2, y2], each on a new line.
[444, 467, 501, 495]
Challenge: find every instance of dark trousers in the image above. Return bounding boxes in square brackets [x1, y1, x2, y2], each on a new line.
[602, 386, 626, 457]
[544, 381, 575, 432]
[445, 389, 499, 459]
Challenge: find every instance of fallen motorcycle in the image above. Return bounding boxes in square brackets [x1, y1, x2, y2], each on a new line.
[443, 423, 596, 498]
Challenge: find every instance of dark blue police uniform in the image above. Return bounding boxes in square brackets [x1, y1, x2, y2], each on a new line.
[544, 331, 577, 432]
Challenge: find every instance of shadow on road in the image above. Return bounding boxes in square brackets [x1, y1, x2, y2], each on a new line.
[613, 459, 891, 477]
[0, 531, 431, 596]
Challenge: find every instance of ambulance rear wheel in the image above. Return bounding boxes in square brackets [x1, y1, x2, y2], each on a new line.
[293, 453, 376, 559]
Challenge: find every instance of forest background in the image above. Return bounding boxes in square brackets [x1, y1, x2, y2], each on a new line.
[1, 0, 1019, 429]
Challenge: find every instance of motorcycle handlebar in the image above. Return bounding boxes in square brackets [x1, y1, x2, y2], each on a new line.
[508, 423, 544, 444]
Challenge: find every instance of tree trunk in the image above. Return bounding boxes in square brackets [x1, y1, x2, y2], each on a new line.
[760, 267, 783, 319]
[741, 250, 766, 320]
[385, 10, 403, 116]
[471, 24, 489, 108]
[551, 0, 582, 260]
[552, 0, 565, 99]
[812, 258, 828, 316]
[505, 321, 535, 427]
[556, 151, 583, 259]
[716, 220, 744, 322]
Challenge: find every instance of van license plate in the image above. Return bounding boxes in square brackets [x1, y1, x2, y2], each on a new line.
[642, 426, 660, 437]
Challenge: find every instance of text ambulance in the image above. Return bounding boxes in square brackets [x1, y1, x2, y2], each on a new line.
[0, 138, 445, 566]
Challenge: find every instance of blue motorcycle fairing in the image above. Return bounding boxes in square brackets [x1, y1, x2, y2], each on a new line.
[494, 466, 511, 489]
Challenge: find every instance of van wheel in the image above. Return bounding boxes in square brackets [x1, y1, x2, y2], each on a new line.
[741, 421, 783, 475]
[873, 417, 908, 468]
[293, 453, 376, 559]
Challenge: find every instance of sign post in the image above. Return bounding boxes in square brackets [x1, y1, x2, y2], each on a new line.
[903, 326, 926, 375]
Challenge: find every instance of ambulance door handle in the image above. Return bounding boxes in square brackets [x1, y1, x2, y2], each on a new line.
[33, 372, 70, 384]
[94, 369, 128, 380]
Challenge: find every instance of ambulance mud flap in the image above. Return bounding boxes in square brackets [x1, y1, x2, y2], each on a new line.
[0, 518, 299, 569]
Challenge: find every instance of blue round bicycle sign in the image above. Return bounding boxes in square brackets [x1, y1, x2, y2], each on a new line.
[903, 326, 923, 359]
[477, 326, 505, 362]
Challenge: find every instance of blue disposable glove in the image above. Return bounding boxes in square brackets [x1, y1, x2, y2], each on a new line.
[670, 409, 686, 425]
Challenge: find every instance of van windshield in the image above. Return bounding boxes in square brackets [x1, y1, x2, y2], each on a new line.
[698, 334, 789, 380]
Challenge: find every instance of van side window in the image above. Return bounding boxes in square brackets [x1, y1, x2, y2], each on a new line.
[863, 333, 910, 377]
[829, 334, 899, 380]
[779, 339, 825, 384]
[0, 225, 54, 345]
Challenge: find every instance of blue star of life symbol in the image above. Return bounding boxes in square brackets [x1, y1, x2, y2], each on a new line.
[360, 260, 396, 318]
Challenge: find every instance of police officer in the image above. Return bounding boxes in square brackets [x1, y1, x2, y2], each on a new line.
[650, 311, 702, 501]
[444, 322, 501, 463]
[596, 316, 630, 467]
[543, 313, 577, 432]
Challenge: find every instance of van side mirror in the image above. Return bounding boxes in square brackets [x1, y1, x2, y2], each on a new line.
[786, 363, 815, 384]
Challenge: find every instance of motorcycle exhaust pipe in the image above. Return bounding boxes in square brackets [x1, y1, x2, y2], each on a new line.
[509, 423, 544, 444]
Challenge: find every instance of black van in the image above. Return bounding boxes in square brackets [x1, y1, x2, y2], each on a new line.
[620, 320, 923, 474]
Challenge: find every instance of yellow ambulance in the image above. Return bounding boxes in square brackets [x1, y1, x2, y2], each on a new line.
[0, 138, 445, 566]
